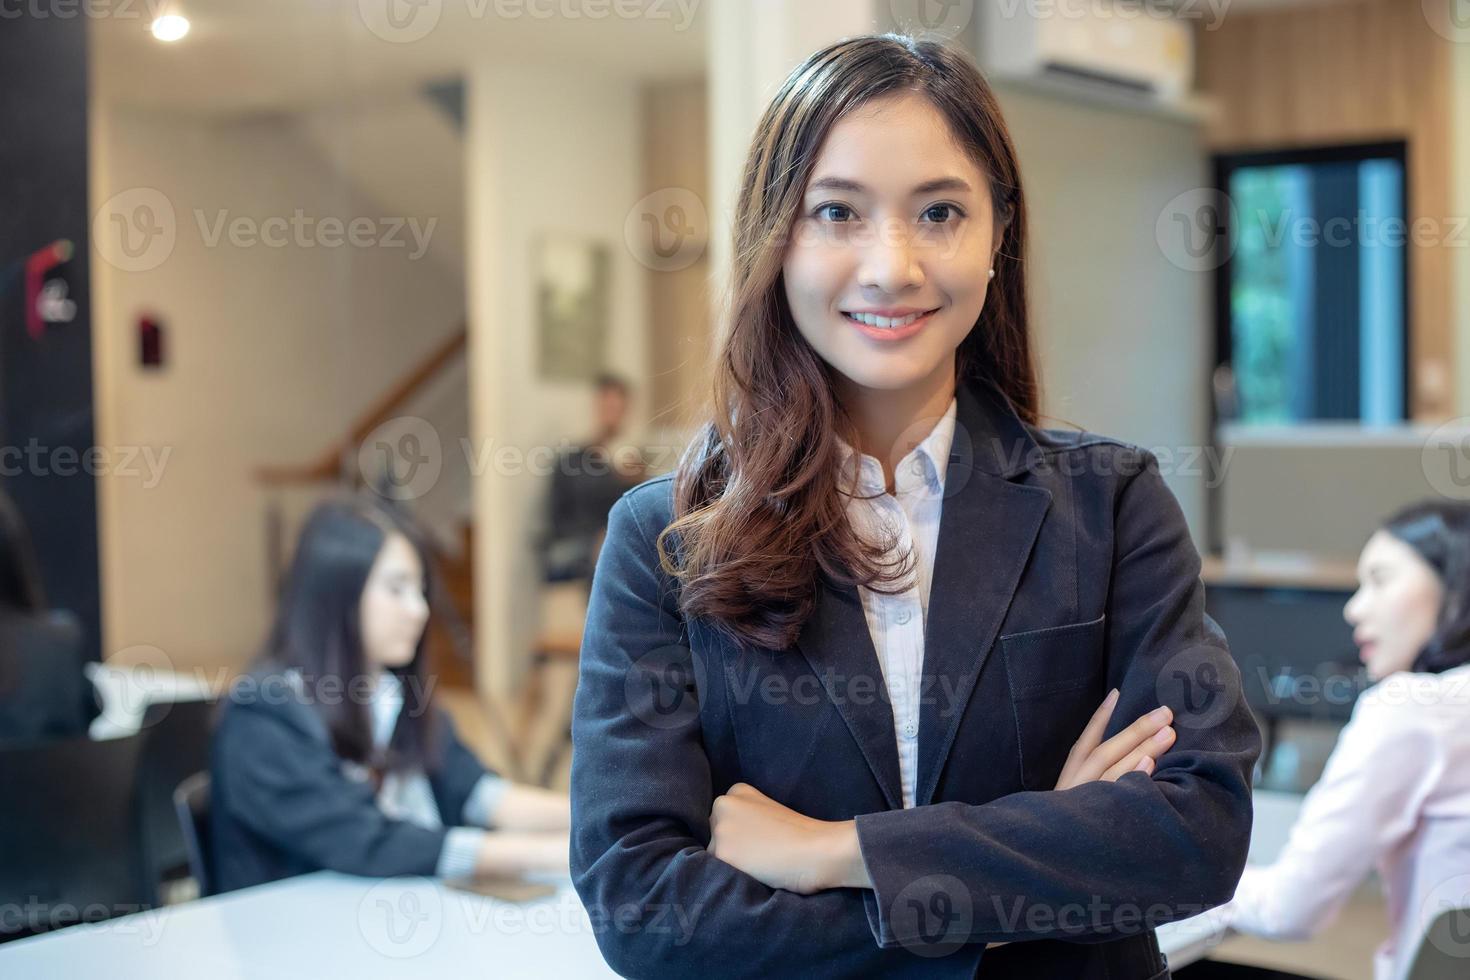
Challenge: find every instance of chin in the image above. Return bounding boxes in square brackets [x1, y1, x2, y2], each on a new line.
[381, 649, 417, 670]
[828, 348, 948, 392]
[1365, 654, 1409, 682]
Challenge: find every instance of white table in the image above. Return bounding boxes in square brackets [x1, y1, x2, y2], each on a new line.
[0, 872, 619, 979]
[1, 792, 1305, 978]
[1156, 788, 1304, 970]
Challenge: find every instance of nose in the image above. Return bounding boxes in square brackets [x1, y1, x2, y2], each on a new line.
[857, 217, 924, 295]
[1343, 588, 1365, 627]
[408, 589, 430, 626]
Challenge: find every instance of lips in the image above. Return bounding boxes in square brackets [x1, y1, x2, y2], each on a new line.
[841, 307, 940, 342]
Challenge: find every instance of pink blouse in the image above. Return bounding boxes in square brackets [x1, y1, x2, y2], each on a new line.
[1225, 663, 1470, 980]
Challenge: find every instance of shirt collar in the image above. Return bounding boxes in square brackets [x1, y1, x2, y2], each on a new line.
[370, 671, 404, 749]
[836, 396, 958, 497]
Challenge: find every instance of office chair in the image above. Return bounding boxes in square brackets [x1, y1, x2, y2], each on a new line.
[0, 732, 149, 940]
[134, 699, 214, 903]
[0, 609, 89, 743]
[1405, 906, 1470, 980]
[172, 771, 213, 898]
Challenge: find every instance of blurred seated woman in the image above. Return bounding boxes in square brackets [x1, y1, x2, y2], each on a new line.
[211, 496, 569, 892]
[1218, 500, 1470, 980]
[0, 487, 89, 742]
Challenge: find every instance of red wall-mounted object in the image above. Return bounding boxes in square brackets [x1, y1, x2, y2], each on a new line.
[24, 238, 73, 340]
[138, 313, 165, 369]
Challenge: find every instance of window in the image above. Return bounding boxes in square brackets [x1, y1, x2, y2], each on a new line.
[1213, 142, 1409, 425]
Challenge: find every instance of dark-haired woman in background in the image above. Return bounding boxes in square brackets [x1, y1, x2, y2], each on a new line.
[211, 497, 569, 892]
[1216, 500, 1470, 980]
[0, 487, 89, 742]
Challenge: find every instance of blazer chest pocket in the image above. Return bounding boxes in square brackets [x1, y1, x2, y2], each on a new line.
[1000, 613, 1107, 791]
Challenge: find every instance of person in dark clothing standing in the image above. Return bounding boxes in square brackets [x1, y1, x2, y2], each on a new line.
[543, 374, 644, 583]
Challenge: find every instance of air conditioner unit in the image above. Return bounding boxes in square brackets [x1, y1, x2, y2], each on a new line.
[977, 2, 1194, 104]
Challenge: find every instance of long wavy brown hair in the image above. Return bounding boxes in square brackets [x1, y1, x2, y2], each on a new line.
[658, 34, 1037, 651]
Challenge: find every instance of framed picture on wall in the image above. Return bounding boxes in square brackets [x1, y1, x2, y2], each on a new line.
[534, 235, 610, 381]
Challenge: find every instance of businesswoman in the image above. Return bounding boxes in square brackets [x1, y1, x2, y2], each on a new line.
[1215, 501, 1470, 980]
[570, 34, 1260, 979]
[211, 497, 569, 892]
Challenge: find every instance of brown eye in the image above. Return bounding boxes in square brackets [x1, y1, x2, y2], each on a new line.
[921, 203, 963, 223]
[815, 203, 854, 222]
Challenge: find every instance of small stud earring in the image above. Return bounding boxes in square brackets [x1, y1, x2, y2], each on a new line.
[987, 268, 996, 280]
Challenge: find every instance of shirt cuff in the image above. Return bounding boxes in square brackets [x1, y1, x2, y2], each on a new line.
[462, 774, 510, 828]
[435, 826, 488, 880]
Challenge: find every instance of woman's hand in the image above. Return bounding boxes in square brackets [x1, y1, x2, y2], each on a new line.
[1054, 688, 1175, 791]
[473, 830, 570, 878]
[708, 783, 868, 894]
[491, 784, 572, 832]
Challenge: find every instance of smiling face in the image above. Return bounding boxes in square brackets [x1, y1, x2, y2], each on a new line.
[1344, 530, 1445, 680]
[781, 90, 1001, 394]
[358, 532, 430, 671]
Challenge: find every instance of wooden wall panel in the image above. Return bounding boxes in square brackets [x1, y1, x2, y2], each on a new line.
[1196, 0, 1455, 419]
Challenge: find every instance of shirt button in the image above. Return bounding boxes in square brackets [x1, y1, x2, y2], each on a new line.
[902, 721, 918, 739]
[895, 608, 912, 625]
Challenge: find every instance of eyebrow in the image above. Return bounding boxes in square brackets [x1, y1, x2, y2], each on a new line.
[805, 176, 974, 196]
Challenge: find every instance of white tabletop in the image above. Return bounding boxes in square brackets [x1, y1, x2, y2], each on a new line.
[1, 791, 1305, 977]
[0, 872, 619, 980]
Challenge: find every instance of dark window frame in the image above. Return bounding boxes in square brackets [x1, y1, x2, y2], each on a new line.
[1210, 139, 1413, 426]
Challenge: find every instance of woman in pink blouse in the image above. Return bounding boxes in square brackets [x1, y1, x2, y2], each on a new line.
[1223, 500, 1470, 980]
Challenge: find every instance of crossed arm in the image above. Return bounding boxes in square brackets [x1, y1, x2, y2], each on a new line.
[706, 690, 1180, 893]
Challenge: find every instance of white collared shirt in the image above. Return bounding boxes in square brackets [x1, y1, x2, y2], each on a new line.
[835, 397, 957, 809]
[367, 671, 506, 878]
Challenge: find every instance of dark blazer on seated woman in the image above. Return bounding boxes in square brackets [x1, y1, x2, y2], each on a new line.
[570, 380, 1262, 979]
[210, 664, 498, 893]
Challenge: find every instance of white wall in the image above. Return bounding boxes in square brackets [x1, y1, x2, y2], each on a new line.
[466, 63, 648, 696]
[996, 86, 1213, 543]
[90, 105, 465, 673]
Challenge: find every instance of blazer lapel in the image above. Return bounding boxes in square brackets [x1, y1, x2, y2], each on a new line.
[914, 381, 1052, 807]
[795, 582, 904, 811]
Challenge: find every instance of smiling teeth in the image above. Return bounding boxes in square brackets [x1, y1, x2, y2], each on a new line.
[847, 310, 930, 329]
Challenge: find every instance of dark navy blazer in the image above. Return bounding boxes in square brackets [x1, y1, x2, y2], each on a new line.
[570, 379, 1261, 979]
[210, 665, 490, 893]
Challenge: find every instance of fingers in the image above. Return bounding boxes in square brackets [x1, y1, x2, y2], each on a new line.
[1100, 724, 1176, 782]
[1065, 688, 1120, 765]
[1071, 703, 1174, 784]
